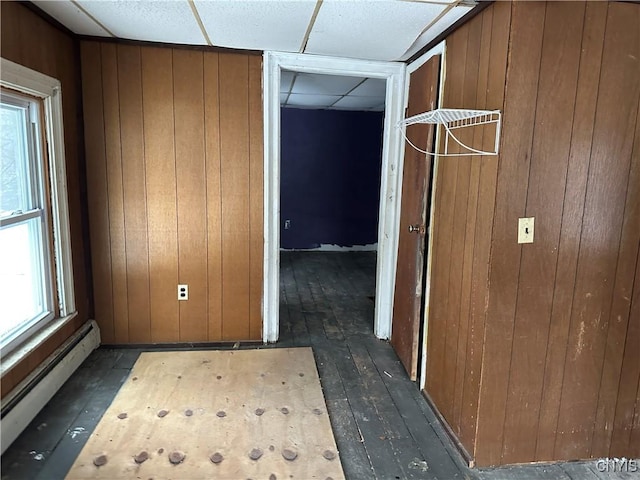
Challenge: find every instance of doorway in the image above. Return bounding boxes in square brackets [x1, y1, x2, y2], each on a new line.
[262, 52, 407, 342]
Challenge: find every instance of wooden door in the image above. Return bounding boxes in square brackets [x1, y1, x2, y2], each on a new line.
[391, 55, 441, 380]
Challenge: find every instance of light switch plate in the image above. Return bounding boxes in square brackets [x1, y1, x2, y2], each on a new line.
[518, 217, 534, 244]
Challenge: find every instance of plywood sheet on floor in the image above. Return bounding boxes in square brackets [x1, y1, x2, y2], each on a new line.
[66, 348, 345, 480]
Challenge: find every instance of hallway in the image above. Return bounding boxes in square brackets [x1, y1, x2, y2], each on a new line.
[1, 252, 630, 479]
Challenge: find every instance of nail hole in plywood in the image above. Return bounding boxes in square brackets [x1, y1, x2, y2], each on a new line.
[249, 448, 263, 460]
[323, 450, 336, 460]
[134, 451, 149, 464]
[168, 451, 185, 464]
[210, 452, 224, 464]
[282, 448, 298, 461]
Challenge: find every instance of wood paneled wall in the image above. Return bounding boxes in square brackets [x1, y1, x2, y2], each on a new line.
[424, 0, 640, 466]
[80, 42, 263, 344]
[425, 0, 510, 458]
[1, 2, 91, 398]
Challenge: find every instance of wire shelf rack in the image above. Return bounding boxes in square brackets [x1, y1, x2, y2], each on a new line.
[397, 108, 502, 156]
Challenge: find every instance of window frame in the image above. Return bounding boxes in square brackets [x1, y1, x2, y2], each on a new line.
[1, 90, 58, 352]
[0, 58, 76, 357]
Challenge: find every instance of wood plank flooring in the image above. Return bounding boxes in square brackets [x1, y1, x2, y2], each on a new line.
[1, 252, 633, 479]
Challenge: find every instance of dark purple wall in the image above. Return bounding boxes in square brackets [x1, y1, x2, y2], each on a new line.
[280, 108, 384, 250]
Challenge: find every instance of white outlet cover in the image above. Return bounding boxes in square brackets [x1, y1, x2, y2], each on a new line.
[178, 284, 189, 301]
[518, 217, 534, 244]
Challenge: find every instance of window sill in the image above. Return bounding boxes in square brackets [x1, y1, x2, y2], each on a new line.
[1, 312, 78, 376]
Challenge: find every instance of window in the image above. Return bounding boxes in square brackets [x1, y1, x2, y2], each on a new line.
[0, 90, 56, 350]
[0, 59, 75, 357]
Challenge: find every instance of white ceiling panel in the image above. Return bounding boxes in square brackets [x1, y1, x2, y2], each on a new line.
[401, 5, 473, 61]
[332, 95, 383, 110]
[280, 70, 296, 93]
[195, 0, 317, 52]
[291, 74, 363, 96]
[287, 94, 342, 108]
[30, 0, 478, 74]
[281, 72, 386, 111]
[349, 78, 387, 97]
[77, 0, 207, 45]
[32, 1, 111, 37]
[305, 0, 447, 61]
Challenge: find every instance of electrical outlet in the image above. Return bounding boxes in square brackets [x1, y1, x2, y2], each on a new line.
[284, 219, 291, 230]
[178, 284, 188, 301]
[518, 217, 534, 244]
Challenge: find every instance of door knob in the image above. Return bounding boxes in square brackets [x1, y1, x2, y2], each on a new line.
[408, 224, 425, 234]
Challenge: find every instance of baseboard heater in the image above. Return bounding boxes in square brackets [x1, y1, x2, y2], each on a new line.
[0, 320, 100, 454]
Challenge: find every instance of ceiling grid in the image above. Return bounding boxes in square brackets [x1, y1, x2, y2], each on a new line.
[32, 0, 474, 110]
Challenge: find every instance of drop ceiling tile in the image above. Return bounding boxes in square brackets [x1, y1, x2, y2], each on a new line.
[280, 71, 296, 93]
[77, 0, 207, 45]
[32, 1, 111, 36]
[195, 0, 317, 52]
[280, 93, 289, 104]
[402, 5, 473, 61]
[291, 74, 363, 96]
[349, 78, 387, 97]
[287, 94, 342, 108]
[332, 95, 384, 110]
[305, 0, 446, 61]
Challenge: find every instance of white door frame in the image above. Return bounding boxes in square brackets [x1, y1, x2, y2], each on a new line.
[262, 51, 407, 342]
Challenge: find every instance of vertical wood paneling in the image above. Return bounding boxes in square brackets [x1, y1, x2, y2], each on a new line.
[475, 1, 547, 466]
[424, 2, 511, 454]
[555, 2, 640, 459]
[204, 52, 223, 341]
[426, 23, 465, 416]
[142, 47, 179, 343]
[611, 256, 640, 457]
[80, 42, 114, 344]
[449, 14, 481, 432]
[535, 1, 608, 460]
[460, 1, 511, 451]
[173, 50, 208, 341]
[101, 43, 129, 344]
[219, 53, 251, 340]
[1, 2, 91, 396]
[501, 2, 585, 464]
[81, 41, 262, 345]
[427, 0, 640, 466]
[597, 101, 640, 456]
[117, 45, 151, 343]
[248, 54, 264, 341]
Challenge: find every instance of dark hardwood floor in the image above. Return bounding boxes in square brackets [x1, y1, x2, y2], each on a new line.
[1, 252, 631, 479]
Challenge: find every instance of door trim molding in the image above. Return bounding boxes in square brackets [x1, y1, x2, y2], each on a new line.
[262, 51, 407, 342]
